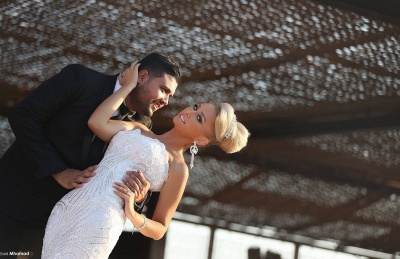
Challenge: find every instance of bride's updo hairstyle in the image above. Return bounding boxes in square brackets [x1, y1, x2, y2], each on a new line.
[208, 103, 250, 154]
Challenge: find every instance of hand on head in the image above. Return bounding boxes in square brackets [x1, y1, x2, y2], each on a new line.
[119, 61, 140, 90]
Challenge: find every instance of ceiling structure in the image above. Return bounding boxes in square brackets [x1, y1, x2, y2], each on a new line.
[1, 0, 400, 256]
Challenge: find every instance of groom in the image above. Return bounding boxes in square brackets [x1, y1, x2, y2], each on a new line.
[0, 52, 182, 257]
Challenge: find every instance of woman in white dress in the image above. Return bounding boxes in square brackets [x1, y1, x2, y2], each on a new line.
[42, 62, 250, 258]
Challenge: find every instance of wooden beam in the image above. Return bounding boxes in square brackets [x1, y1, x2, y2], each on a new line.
[250, 112, 400, 139]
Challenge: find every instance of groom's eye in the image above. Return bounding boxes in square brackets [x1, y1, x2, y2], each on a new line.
[193, 104, 198, 110]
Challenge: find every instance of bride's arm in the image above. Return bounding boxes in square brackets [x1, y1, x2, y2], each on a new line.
[88, 62, 141, 142]
[115, 162, 189, 240]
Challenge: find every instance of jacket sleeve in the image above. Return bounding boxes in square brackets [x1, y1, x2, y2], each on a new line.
[8, 64, 85, 179]
[134, 191, 152, 212]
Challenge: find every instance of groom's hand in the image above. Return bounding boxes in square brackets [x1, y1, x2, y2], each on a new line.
[52, 165, 98, 189]
[123, 169, 150, 203]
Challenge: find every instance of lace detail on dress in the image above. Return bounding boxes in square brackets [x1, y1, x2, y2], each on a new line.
[42, 129, 169, 259]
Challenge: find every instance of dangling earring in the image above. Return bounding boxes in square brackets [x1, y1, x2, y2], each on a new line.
[190, 142, 198, 169]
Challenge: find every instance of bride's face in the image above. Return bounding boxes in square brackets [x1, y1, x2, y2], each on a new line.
[173, 103, 217, 143]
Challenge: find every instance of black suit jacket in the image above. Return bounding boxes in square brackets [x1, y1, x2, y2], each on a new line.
[0, 64, 152, 224]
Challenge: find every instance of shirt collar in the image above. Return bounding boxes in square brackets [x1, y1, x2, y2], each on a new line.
[114, 78, 122, 93]
[113, 78, 136, 117]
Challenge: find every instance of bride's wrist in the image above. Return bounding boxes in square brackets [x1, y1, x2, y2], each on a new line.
[133, 214, 147, 230]
[129, 212, 145, 228]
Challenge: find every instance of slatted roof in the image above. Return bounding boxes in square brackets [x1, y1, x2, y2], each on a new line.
[0, 0, 399, 255]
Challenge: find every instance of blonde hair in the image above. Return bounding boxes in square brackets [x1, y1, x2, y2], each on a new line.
[207, 103, 250, 154]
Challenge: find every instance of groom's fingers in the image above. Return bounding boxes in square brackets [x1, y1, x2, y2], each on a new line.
[70, 165, 98, 188]
[123, 170, 150, 203]
[135, 170, 150, 192]
[75, 175, 91, 184]
[124, 171, 140, 190]
[83, 165, 98, 175]
[72, 182, 83, 189]
[53, 169, 84, 189]
[78, 165, 98, 181]
[129, 170, 148, 190]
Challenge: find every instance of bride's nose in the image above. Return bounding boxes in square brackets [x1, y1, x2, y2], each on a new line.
[185, 109, 195, 119]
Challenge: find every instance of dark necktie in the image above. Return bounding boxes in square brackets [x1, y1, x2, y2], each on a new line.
[112, 102, 135, 121]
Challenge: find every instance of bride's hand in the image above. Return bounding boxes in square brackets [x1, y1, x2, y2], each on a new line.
[118, 61, 140, 90]
[114, 181, 136, 218]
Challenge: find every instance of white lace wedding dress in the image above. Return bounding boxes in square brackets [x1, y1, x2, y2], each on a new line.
[42, 129, 169, 259]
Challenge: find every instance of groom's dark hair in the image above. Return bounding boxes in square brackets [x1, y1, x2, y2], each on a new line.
[139, 52, 182, 84]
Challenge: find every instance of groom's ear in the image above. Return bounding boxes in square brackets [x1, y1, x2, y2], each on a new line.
[137, 70, 149, 85]
[195, 137, 209, 147]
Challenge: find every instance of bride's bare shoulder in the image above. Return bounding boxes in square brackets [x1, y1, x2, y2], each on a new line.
[168, 155, 189, 178]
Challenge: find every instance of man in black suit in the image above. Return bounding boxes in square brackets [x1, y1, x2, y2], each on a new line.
[0, 52, 182, 257]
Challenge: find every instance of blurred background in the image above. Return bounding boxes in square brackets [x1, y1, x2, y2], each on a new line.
[1, 0, 400, 258]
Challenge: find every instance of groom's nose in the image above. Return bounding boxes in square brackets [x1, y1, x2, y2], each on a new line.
[161, 95, 169, 106]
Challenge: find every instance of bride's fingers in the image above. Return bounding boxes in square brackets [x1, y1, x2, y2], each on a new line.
[114, 181, 128, 188]
[114, 182, 135, 200]
[113, 184, 126, 193]
[114, 183, 128, 194]
[114, 189, 129, 200]
[130, 61, 139, 68]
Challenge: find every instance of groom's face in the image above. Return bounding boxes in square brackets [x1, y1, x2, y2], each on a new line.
[127, 72, 178, 117]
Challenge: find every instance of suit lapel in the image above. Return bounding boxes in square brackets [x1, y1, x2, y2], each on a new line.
[81, 74, 118, 167]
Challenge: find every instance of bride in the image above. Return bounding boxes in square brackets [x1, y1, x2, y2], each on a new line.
[41, 62, 250, 258]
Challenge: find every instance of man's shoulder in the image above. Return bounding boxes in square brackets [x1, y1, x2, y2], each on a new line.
[59, 64, 114, 81]
[62, 63, 114, 73]
[61, 63, 86, 71]
[57, 64, 88, 78]
[61, 64, 96, 74]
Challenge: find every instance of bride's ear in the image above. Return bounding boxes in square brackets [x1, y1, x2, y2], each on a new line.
[195, 137, 209, 147]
